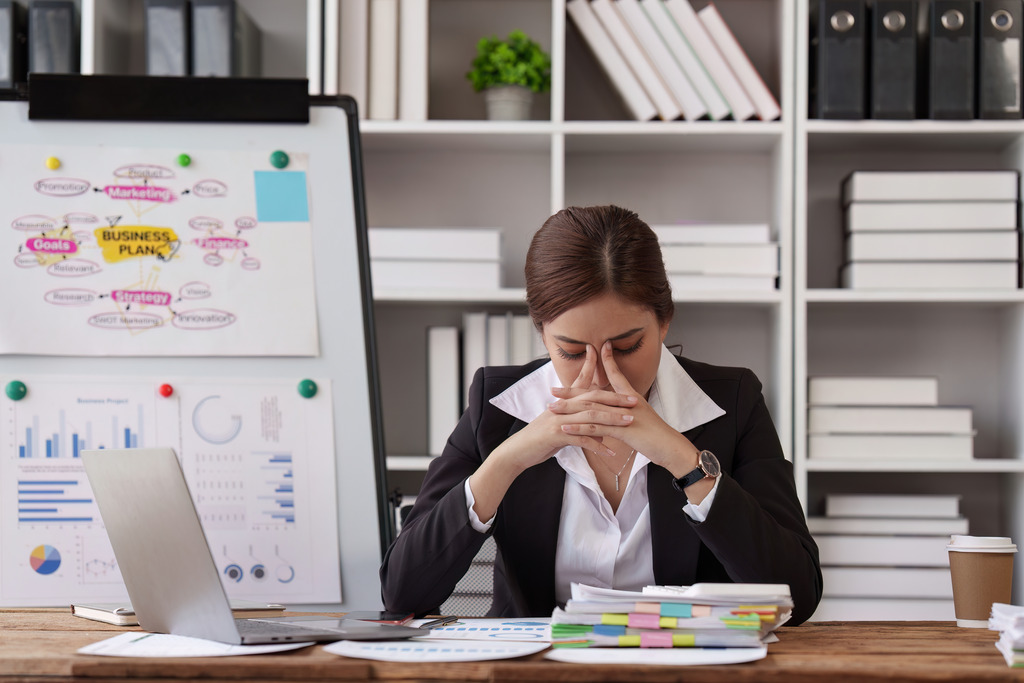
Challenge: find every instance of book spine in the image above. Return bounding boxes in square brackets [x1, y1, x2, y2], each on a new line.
[368, 0, 398, 120]
[398, 0, 429, 121]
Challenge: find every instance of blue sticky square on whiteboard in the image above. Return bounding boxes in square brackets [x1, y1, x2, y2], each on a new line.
[254, 171, 309, 222]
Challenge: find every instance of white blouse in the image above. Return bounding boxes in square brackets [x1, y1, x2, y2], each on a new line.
[466, 344, 725, 606]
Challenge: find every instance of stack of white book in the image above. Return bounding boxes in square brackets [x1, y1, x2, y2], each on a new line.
[320, 0, 431, 121]
[566, 0, 780, 122]
[427, 313, 545, 456]
[807, 376, 974, 462]
[810, 493, 963, 621]
[840, 170, 1020, 290]
[368, 227, 502, 291]
[650, 222, 778, 291]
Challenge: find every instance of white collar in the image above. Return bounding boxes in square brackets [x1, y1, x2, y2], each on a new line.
[489, 345, 725, 433]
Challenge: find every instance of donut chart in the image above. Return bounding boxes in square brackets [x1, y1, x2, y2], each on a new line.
[29, 545, 61, 575]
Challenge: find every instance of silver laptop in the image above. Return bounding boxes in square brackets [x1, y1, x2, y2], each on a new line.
[81, 447, 421, 645]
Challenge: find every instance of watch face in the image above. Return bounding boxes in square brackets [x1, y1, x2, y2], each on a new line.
[699, 450, 721, 478]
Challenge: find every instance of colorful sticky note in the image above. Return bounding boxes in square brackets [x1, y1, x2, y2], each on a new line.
[254, 170, 309, 222]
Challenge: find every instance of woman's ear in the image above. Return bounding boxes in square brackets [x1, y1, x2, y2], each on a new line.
[659, 321, 670, 344]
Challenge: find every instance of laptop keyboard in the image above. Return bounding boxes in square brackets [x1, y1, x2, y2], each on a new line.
[234, 618, 320, 636]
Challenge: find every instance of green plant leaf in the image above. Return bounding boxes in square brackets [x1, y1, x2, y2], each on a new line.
[465, 29, 551, 93]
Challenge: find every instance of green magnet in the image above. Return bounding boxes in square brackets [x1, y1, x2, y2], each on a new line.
[176, 153, 192, 167]
[5, 380, 26, 401]
[270, 150, 290, 169]
[297, 379, 317, 398]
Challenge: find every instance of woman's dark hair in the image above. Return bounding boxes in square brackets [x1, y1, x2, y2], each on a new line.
[525, 205, 674, 328]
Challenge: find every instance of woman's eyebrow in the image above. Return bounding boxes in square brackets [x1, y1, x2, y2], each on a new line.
[553, 328, 644, 345]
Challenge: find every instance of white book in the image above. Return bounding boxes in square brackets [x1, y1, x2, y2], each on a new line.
[487, 314, 509, 366]
[322, 0, 340, 95]
[697, 3, 780, 121]
[427, 326, 460, 456]
[812, 597, 954, 621]
[398, 0, 429, 121]
[368, 0, 398, 120]
[509, 314, 537, 365]
[340, 0, 369, 114]
[808, 434, 973, 461]
[842, 171, 1021, 204]
[567, 0, 658, 121]
[368, 227, 502, 261]
[806, 516, 970, 536]
[661, 243, 778, 275]
[306, 0, 323, 94]
[650, 222, 771, 244]
[821, 567, 952, 599]
[592, 0, 683, 120]
[846, 231, 1018, 262]
[668, 273, 777, 291]
[841, 261, 1019, 290]
[808, 406, 973, 435]
[462, 311, 487, 406]
[616, 0, 708, 120]
[825, 494, 961, 519]
[370, 259, 501, 289]
[808, 376, 939, 406]
[815, 535, 951, 567]
[664, 0, 756, 121]
[640, 0, 729, 120]
[846, 201, 1019, 232]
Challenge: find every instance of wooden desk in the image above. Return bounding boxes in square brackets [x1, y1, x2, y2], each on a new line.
[0, 611, 1016, 682]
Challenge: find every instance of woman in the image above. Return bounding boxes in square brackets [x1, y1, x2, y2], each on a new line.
[380, 205, 822, 624]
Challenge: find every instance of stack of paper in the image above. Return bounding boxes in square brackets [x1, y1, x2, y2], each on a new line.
[549, 582, 791, 648]
[989, 603, 1024, 667]
[368, 227, 502, 291]
[649, 222, 778, 292]
[840, 171, 1020, 290]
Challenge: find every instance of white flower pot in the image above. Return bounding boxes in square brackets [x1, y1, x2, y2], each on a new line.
[484, 85, 533, 121]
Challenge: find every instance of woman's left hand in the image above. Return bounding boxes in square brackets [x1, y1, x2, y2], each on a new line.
[548, 341, 699, 479]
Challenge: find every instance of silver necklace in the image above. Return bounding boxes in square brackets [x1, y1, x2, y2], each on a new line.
[594, 448, 637, 492]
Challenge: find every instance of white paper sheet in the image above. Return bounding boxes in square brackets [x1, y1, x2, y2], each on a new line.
[325, 639, 548, 662]
[411, 617, 552, 642]
[0, 145, 319, 356]
[544, 645, 768, 666]
[0, 375, 340, 606]
[77, 632, 314, 657]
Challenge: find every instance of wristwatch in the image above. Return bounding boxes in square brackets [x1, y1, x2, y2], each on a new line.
[671, 450, 721, 491]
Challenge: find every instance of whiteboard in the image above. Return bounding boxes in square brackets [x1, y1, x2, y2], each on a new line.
[0, 95, 389, 610]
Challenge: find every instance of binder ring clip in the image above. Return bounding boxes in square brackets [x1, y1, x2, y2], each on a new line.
[992, 9, 1013, 31]
[830, 10, 855, 32]
[883, 11, 906, 32]
[941, 9, 965, 31]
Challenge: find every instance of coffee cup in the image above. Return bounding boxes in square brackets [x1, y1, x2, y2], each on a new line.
[947, 535, 1017, 628]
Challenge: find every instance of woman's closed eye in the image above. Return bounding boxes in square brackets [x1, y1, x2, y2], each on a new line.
[556, 337, 644, 361]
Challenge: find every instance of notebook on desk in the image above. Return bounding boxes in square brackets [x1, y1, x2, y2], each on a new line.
[81, 447, 421, 645]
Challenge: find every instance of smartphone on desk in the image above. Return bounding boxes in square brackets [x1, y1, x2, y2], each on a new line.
[344, 611, 416, 626]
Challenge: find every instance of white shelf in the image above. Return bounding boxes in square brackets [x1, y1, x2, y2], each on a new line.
[804, 290, 1024, 304]
[805, 120, 1024, 153]
[805, 460, 1024, 474]
[373, 289, 783, 305]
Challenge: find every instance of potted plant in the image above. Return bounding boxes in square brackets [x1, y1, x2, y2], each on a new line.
[466, 29, 551, 121]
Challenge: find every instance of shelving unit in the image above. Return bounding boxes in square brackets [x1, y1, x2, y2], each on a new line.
[794, 0, 1024, 618]
[55, 0, 1024, 620]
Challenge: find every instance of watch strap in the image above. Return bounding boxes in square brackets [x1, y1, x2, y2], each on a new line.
[672, 465, 707, 491]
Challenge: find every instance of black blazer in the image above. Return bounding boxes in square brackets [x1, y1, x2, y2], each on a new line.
[380, 355, 822, 624]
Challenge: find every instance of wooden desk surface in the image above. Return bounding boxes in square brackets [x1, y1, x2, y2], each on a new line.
[0, 610, 1017, 682]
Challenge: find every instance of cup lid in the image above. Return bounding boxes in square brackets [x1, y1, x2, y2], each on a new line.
[947, 535, 1017, 552]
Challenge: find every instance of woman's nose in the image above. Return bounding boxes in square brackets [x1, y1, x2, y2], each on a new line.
[593, 359, 609, 389]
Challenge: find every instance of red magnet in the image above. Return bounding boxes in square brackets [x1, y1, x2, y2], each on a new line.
[158, 383, 174, 397]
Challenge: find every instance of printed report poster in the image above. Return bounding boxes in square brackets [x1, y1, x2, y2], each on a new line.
[0, 375, 340, 606]
[0, 145, 319, 356]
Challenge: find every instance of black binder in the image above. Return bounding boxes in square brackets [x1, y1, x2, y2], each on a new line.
[0, 0, 27, 89]
[191, 0, 260, 78]
[145, 0, 191, 77]
[978, 0, 1023, 118]
[871, 0, 917, 118]
[929, 0, 976, 119]
[27, 0, 77, 74]
[814, 0, 867, 118]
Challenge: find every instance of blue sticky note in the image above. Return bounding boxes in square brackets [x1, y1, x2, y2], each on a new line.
[254, 170, 309, 222]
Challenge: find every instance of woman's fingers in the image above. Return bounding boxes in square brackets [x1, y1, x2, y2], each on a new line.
[600, 341, 637, 396]
[570, 344, 597, 389]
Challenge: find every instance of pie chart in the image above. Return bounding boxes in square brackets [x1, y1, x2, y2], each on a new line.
[29, 545, 61, 575]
